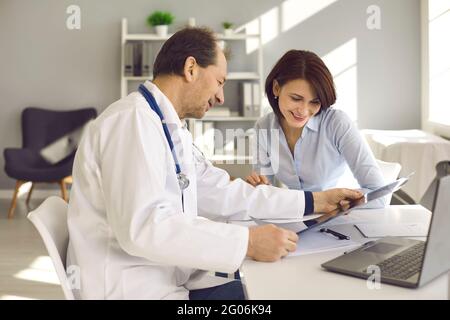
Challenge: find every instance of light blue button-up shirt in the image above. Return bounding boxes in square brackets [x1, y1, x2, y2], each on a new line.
[253, 108, 386, 208]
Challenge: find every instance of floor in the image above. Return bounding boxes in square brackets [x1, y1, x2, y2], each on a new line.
[0, 197, 64, 300]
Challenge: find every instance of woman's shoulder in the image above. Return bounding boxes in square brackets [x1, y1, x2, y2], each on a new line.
[320, 108, 354, 131]
[255, 111, 277, 129]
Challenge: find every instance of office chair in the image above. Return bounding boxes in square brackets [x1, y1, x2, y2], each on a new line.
[420, 160, 450, 211]
[4, 107, 96, 218]
[27, 196, 75, 300]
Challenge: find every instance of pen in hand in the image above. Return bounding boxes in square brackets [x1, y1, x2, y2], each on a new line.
[320, 228, 351, 240]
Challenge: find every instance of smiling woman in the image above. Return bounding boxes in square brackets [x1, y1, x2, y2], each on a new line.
[246, 50, 387, 209]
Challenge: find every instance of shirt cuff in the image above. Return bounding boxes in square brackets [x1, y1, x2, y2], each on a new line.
[304, 191, 314, 215]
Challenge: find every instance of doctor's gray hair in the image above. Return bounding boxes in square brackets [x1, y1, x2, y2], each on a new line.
[153, 27, 220, 78]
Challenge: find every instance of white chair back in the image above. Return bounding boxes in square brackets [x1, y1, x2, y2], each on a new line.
[27, 196, 74, 300]
[376, 159, 402, 204]
[336, 159, 401, 204]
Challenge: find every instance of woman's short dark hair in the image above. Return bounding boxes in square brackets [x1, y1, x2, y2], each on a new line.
[265, 50, 336, 117]
[153, 27, 218, 78]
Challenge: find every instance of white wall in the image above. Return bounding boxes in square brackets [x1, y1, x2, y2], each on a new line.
[0, 0, 421, 188]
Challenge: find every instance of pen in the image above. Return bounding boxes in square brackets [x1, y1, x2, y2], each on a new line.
[344, 241, 375, 254]
[320, 228, 351, 240]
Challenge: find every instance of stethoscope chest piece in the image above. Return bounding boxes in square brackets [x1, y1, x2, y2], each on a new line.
[177, 173, 190, 190]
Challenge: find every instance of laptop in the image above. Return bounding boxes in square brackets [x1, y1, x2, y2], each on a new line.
[321, 175, 450, 288]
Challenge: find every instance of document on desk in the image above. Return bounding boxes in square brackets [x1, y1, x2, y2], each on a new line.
[250, 215, 324, 233]
[290, 229, 359, 257]
[354, 223, 429, 238]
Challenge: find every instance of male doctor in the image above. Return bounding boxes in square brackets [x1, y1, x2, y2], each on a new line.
[67, 27, 362, 300]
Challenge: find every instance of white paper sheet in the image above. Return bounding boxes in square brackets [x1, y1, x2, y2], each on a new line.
[290, 229, 359, 256]
[354, 223, 429, 238]
[251, 214, 324, 222]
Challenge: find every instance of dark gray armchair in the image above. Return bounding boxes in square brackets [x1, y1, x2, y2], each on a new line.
[4, 107, 97, 218]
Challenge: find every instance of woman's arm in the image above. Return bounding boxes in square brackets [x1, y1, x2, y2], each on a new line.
[250, 121, 275, 185]
[330, 110, 387, 208]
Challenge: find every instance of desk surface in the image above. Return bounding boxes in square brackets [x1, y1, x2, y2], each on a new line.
[241, 205, 449, 300]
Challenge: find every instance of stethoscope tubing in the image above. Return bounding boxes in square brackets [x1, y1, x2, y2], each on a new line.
[138, 85, 190, 194]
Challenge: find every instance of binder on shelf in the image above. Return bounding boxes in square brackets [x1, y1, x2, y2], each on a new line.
[206, 106, 231, 117]
[214, 134, 224, 156]
[133, 42, 143, 76]
[252, 83, 261, 117]
[193, 120, 203, 146]
[141, 42, 151, 77]
[235, 132, 248, 157]
[124, 42, 134, 76]
[241, 82, 253, 117]
[202, 122, 215, 158]
[224, 140, 235, 157]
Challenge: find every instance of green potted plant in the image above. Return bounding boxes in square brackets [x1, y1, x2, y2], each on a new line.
[222, 21, 234, 36]
[147, 11, 175, 37]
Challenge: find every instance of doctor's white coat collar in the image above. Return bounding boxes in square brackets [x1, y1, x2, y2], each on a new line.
[142, 80, 184, 129]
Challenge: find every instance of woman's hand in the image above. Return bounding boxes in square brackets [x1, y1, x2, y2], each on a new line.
[312, 188, 363, 213]
[245, 171, 271, 187]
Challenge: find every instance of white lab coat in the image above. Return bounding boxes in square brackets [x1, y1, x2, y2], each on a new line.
[66, 81, 309, 300]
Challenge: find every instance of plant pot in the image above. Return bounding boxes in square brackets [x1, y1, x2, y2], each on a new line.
[223, 28, 233, 37]
[155, 25, 168, 37]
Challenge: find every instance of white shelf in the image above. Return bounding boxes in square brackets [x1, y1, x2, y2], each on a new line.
[216, 33, 260, 40]
[124, 76, 151, 81]
[125, 34, 170, 41]
[227, 72, 260, 80]
[202, 116, 259, 121]
[208, 155, 253, 162]
[124, 33, 260, 42]
[124, 72, 259, 81]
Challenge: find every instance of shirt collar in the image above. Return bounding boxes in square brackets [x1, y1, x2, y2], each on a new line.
[142, 80, 183, 128]
[305, 113, 320, 132]
[272, 112, 320, 132]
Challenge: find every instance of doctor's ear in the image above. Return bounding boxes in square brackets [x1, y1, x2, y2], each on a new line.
[183, 56, 198, 82]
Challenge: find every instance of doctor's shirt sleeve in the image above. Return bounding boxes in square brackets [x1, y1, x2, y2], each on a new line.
[194, 146, 310, 220]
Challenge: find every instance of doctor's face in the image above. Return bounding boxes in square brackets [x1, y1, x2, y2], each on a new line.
[185, 48, 227, 119]
[274, 78, 321, 129]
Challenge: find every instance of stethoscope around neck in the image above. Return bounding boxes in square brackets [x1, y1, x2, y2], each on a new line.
[138, 84, 190, 202]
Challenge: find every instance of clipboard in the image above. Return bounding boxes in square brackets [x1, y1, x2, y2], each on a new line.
[297, 173, 414, 233]
[251, 173, 413, 234]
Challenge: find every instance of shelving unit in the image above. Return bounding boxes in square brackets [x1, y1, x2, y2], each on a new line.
[120, 18, 263, 171]
[122, 72, 259, 83]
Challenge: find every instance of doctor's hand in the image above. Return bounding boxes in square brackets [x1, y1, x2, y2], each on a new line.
[312, 188, 363, 213]
[245, 172, 271, 187]
[246, 224, 298, 262]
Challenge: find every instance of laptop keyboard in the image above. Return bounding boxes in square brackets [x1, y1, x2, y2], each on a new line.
[373, 242, 426, 280]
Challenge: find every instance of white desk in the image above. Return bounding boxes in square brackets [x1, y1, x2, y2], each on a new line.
[361, 129, 450, 203]
[240, 205, 449, 300]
